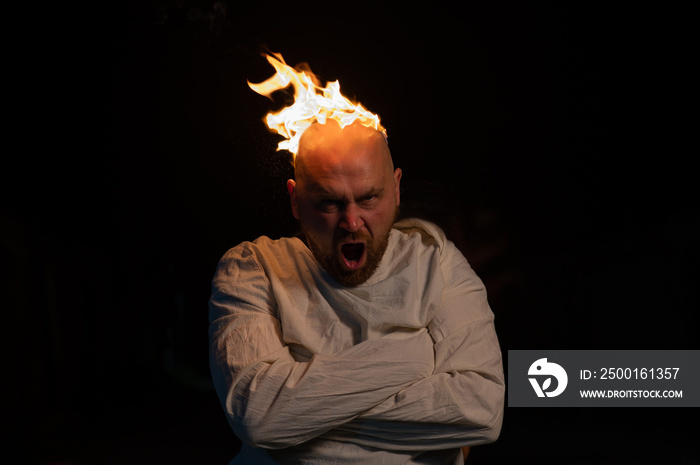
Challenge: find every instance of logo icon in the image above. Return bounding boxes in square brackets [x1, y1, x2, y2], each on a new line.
[528, 358, 568, 397]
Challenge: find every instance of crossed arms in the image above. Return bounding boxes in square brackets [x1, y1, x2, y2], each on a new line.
[208, 240, 504, 451]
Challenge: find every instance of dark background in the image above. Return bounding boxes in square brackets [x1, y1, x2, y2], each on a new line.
[4, 1, 697, 464]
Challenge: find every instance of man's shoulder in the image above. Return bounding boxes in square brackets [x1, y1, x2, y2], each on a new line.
[223, 235, 306, 262]
[392, 217, 449, 250]
[214, 235, 321, 293]
[390, 217, 469, 271]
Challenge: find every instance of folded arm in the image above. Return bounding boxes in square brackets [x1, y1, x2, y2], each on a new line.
[321, 242, 505, 450]
[322, 318, 504, 450]
[208, 246, 435, 450]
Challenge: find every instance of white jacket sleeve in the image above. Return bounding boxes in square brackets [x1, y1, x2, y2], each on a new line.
[208, 244, 435, 450]
[321, 237, 505, 450]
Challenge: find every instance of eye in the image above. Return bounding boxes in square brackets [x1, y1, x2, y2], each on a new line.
[358, 194, 378, 207]
[317, 199, 340, 213]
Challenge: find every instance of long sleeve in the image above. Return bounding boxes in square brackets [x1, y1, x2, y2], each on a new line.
[208, 242, 435, 450]
[321, 226, 505, 450]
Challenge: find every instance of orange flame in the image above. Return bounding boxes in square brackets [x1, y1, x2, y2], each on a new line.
[248, 52, 386, 160]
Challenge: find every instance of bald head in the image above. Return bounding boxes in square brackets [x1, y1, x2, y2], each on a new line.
[295, 120, 393, 183]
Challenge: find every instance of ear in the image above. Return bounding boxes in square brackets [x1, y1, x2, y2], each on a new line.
[393, 168, 402, 206]
[287, 179, 299, 219]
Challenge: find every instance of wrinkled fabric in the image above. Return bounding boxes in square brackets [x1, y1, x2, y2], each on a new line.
[209, 218, 505, 464]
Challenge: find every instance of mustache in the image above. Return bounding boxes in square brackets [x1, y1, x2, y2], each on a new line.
[336, 230, 371, 243]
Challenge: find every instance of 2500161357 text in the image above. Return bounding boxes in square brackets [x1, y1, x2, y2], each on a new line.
[580, 368, 679, 380]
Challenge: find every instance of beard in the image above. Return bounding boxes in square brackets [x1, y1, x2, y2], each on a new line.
[307, 230, 390, 287]
[302, 209, 398, 287]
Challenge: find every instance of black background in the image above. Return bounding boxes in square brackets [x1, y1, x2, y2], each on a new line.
[4, 1, 697, 464]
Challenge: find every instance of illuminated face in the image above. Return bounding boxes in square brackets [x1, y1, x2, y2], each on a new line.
[287, 120, 401, 286]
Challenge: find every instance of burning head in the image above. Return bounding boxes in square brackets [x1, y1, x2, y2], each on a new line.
[250, 52, 398, 286]
[248, 52, 386, 162]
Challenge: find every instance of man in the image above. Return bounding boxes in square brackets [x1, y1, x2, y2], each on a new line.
[209, 119, 505, 464]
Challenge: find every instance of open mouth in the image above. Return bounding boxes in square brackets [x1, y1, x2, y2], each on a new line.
[340, 242, 366, 270]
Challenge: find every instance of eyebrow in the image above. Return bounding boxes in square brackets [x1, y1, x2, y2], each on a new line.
[307, 184, 384, 200]
[307, 184, 336, 198]
[359, 187, 384, 199]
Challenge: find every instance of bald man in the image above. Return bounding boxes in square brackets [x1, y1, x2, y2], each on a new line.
[209, 120, 504, 465]
[288, 120, 401, 287]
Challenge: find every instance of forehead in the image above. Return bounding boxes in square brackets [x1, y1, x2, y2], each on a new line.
[295, 121, 392, 189]
[301, 160, 384, 199]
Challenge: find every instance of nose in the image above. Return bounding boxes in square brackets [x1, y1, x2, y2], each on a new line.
[340, 203, 365, 232]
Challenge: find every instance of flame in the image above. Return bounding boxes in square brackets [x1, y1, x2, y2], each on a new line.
[248, 52, 386, 160]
